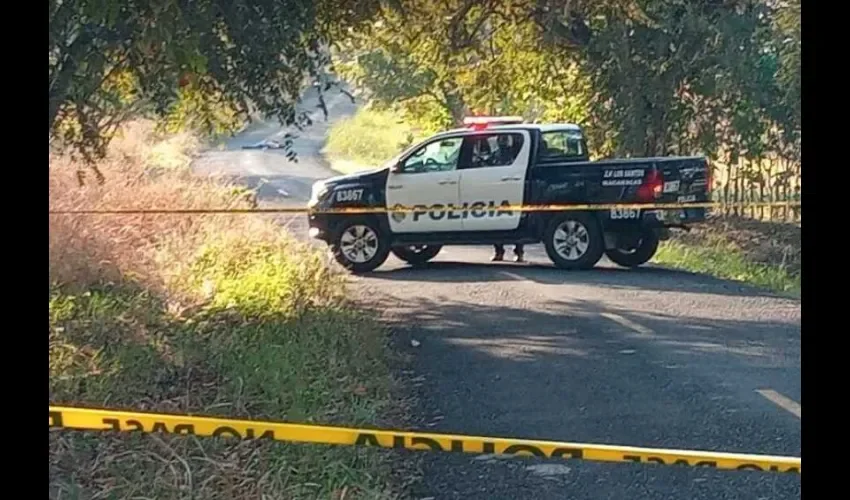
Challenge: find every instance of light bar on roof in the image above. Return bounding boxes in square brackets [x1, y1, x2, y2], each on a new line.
[463, 116, 525, 130]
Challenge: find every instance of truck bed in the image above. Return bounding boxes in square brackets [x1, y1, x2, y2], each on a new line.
[529, 155, 710, 206]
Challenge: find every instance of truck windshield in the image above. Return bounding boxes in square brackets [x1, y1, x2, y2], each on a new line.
[539, 130, 586, 160]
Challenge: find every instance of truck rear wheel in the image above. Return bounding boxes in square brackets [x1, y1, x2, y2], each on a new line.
[330, 217, 391, 273]
[391, 245, 442, 266]
[543, 213, 604, 270]
[605, 229, 660, 268]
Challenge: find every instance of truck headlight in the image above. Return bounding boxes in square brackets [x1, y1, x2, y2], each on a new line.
[308, 181, 329, 207]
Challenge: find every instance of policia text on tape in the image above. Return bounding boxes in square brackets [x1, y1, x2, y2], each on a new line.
[49, 406, 800, 474]
[48, 200, 800, 216]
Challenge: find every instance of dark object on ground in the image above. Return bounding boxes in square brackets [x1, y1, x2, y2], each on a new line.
[242, 139, 283, 150]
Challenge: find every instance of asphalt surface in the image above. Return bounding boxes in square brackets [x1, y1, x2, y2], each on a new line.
[193, 89, 802, 500]
[193, 84, 350, 212]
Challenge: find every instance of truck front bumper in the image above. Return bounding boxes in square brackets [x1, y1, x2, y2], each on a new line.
[307, 212, 332, 242]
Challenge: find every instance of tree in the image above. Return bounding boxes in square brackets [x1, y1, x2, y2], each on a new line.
[541, 1, 784, 161]
[333, 0, 489, 129]
[334, 0, 603, 134]
[49, 0, 381, 160]
[335, 0, 799, 168]
[770, 0, 801, 161]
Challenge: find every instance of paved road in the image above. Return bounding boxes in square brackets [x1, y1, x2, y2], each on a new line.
[361, 255, 800, 499]
[193, 89, 801, 500]
[193, 84, 353, 240]
[193, 84, 353, 211]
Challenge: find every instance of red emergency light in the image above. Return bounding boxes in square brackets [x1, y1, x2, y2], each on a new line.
[463, 116, 524, 130]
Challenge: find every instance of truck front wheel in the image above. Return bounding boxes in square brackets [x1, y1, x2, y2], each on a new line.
[330, 217, 391, 273]
[543, 213, 605, 270]
[391, 245, 442, 266]
[605, 229, 660, 268]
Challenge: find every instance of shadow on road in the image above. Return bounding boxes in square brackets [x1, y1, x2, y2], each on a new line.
[365, 260, 789, 299]
[370, 293, 798, 365]
[364, 290, 800, 499]
[362, 289, 800, 444]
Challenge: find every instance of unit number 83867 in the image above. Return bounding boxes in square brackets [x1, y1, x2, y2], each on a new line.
[610, 208, 640, 219]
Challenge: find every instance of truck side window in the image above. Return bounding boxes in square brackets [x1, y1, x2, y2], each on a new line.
[399, 137, 463, 174]
[539, 130, 585, 161]
[465, 133, 524, 169]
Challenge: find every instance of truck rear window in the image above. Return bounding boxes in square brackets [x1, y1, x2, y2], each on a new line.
[539, 130, 586, 161]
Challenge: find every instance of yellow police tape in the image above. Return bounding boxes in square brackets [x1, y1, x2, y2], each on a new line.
[49, 406, 800, 474]
[48, 201, 800, 215]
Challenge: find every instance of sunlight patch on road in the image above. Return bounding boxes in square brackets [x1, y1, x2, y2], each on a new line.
[525, 464, 572, 477]
[443, 335, 588, 360]
[601, 312, 656, 338]
[757, 389, 801, 419]
[661, 340, 771, 358]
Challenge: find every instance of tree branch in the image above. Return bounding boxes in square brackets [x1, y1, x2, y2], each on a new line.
[49, 27, 95, 132]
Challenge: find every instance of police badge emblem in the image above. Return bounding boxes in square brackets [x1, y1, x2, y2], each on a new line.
[390, 204, 406, 223]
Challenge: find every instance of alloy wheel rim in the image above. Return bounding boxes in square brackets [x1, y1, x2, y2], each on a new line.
[553, 220, 590, 260]
[340, 225, 379, 263]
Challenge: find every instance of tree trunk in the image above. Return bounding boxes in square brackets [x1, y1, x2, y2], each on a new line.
[735, 172, 744, 217]
[49, 30, 94, 133]
[446, 91, 467, 126]
[722, 160, 730, 217]
[731, 160, 739, 217]
[759, 165, 766, 221]
[782, 181, 788, 222]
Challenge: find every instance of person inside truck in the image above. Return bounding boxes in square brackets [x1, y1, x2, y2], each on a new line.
[493, 133, 521, 166]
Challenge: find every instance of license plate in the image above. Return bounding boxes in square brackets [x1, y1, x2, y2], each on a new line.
[663, 180, 680, 193]
[610, 208, 640, 219]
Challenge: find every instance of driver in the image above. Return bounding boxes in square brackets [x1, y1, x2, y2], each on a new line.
[493, 134, 517, 165]
[472, 137, 492, 167]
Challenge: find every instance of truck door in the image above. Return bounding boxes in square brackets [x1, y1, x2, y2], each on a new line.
[385, 136, 464, 233]
[457, 130, 530, 231]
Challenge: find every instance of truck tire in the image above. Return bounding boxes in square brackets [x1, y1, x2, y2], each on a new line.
[605, 229, 660, 268]
[329, 217, 391, 273]
[543, 212, 605, 270]
[391, 245, 442, 266]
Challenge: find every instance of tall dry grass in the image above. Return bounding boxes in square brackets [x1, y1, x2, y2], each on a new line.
[48, 119, 335, 298]
[49, 121, 398, 499]
[51, 120, 230, 288]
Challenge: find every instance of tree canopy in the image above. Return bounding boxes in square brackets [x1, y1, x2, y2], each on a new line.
[50, 0, 800, 170]
[49, 0, 381, 160]
[334, 0, 800, 163]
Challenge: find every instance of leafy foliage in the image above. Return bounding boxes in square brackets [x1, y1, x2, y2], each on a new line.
[579, 2, 772, 158]
[49, 0, 381, 161]
[324, 107, 423, 166]
[334, 1, 598, 132]
[326, 0, 802, 222]
[771, 0, 801, 159]
[337, 0, 800, 166]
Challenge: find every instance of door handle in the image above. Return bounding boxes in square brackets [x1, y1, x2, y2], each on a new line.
[388, 184, 403, 189]
[438, 180, 458, 185]
[500, 176, 521, 181]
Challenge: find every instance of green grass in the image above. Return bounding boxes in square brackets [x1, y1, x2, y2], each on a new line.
[323, 107, 423, 173]
[653, 240, 801, 297]
[49, 237, 400, 499]
[50, 120, 407, 499]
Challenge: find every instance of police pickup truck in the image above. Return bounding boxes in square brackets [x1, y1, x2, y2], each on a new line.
[307, 116, 710, 273]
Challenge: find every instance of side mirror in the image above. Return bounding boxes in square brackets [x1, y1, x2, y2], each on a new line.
[390, 162, 402, 173]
